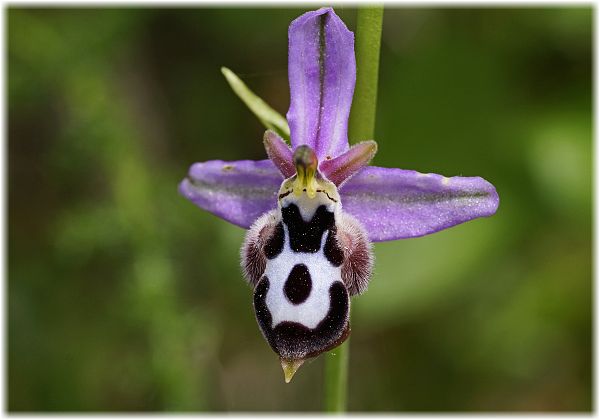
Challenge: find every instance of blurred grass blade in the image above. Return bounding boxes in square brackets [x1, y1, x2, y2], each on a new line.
[221, 67, 290, 141]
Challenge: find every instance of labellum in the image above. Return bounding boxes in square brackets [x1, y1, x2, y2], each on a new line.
[242, 145, 373, 381]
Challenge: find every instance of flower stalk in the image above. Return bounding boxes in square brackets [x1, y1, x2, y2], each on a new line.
[324, 340, 349, 411]
[349, 6, 384, 143]
[324, 6, 384, 413]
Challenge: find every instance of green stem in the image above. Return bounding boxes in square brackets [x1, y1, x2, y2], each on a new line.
[324, 6, 383, 413]
[348, 5, 384, 142]
[324, 339, 349, 412]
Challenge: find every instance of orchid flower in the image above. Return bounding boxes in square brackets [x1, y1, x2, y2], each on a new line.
[179, 7, 499, 382]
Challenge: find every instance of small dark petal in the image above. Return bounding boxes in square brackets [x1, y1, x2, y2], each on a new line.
[264, 130, 295, 178]
[320, 140, 377, 186]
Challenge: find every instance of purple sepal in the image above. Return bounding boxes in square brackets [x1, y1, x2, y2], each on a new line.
[340, 166, 500, 242]
[286, 7, 355, 161]
[320, 140, 377, 186]
[263, 130, 295, 178]
[179, 159, 283, 229]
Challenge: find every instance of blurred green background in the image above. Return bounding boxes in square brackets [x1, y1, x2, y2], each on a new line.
[8, 6, 592, 412]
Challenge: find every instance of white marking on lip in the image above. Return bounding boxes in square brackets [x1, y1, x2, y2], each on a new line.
[264, 228, 341, 329]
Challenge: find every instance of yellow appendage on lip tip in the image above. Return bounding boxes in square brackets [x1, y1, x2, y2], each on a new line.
[281, 358, 304, 383]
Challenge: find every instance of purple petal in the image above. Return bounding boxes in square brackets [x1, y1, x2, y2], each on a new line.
[287, 7, 355, 161]
[340, 166, 500, 242]
[320, 140, 377, 186]
[263, 130, 295, 178]
[179, 159, 283, 228]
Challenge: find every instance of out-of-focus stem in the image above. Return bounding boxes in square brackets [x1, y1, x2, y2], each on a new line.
[324, 340, 350, 412]
[324, 5, 383, 413]
[348, 5, 384, 143]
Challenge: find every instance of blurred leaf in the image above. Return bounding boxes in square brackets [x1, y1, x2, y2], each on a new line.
[221, 66, 290, 141]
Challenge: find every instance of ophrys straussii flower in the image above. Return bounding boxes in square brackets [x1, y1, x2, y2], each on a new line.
[179, 7, 499, 382]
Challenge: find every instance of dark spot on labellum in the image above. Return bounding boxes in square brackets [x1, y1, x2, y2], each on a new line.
[264, 222, 284, 259]
[324, 228, 344, 267]
[281, 204, 335, 253]
[284, 264, 312, 304]
[253, 277, 350, 360]
[254, 276, 271, 329]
